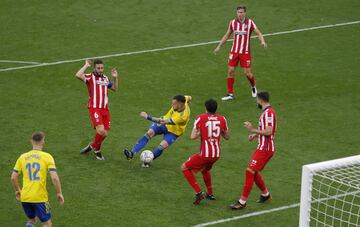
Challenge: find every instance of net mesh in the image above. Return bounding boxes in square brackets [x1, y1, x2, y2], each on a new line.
[309, 163, 360, 226]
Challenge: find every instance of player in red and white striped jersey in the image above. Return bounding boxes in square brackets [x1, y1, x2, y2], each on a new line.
[182, 99, 230, 205]
[230, 91, 276, 209]
[214, 5, 268, 100]
[75, 59, 119, 160]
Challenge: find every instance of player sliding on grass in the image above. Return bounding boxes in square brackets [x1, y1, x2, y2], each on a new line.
[124, 95, 191, 167]
[11, 132, 64, 227]
[182, 99, 229, 205]
[230, 91, 276, 209]
[75, 59, 119, 160]
[214, 5, 268, 100]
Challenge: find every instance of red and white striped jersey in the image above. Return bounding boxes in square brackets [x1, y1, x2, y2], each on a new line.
[84, 73, 113, 109]
[194, 114, 229, 158]
[229, 18, 257, 54]
[257, 106, 277, 152]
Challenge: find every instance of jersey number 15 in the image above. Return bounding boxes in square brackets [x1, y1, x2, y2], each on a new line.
[206, 121, 221, 137]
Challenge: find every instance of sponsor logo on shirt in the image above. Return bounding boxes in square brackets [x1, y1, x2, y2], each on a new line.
[96, 80, 109, 86]
[235, 30, 247, 35]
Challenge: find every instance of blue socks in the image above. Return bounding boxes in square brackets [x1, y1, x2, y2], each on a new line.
[131, 133, 166, 159]
[153, 145, 165, 159]
[131, 133, 151, 155]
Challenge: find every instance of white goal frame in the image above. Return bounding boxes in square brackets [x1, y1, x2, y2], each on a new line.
[299, 155, 360, 227]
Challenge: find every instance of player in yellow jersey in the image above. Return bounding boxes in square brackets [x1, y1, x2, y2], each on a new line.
[124, 95, 191, 167]
[11, 132, 64, 227]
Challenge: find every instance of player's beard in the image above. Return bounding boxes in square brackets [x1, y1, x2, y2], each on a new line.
[93, 71, 103, 77]
[258, 104, 262, 109]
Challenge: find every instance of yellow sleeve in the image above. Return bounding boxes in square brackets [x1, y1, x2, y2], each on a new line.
[47, 154, 57, 171]
[13, 156, 22, 174]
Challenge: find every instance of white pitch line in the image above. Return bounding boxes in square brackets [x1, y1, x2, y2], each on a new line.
[0, 60, 41, 65]
[0, 20, 359, 73]
[193, 190, 360, 226]
[192, 203, 300, 227]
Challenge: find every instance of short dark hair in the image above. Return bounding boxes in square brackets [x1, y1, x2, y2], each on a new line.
[93, 59, 104, 67]
[173, 95, 186, 103]
[205, 99, 218, 114]
[257, 91, 270, 102]
[237, 5, 247, 12]
[32, 131, 45, 142]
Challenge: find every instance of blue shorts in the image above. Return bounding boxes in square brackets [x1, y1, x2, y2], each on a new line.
[150, 123, 178, 145]
[22, 202, 51, 222]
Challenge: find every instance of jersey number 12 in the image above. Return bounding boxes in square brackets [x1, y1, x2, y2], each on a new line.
[26, 162, 41, 181]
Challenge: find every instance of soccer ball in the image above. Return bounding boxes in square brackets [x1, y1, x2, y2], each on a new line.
[140, 150, 154, 164]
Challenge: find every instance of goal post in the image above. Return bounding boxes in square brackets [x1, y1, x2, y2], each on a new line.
[299, 155, 360, 227]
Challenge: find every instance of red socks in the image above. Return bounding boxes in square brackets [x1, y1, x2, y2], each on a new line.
[227, 77, 235, 95]
[91, 133, 106, 151]
[254, 172, 269, 195]
[182, 169, 201, 193]
[202, 171, 213, 195]
[183, 169, 214, 195]
[246, 75, 256, 87]
[240, 170, 255, 201]
[228, 75, 256, 95]
[241, 170, 270, 202]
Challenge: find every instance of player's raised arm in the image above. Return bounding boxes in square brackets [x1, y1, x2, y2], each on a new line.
[75, 59, 92, 81]
[185, 95, 192, 105]
[254, 28, 268, 49]
[49, 171, 64, 205]
[140, 112, 163, 124]
[213, 23, 233, 55]
[109, 68, 119, 91]
[10, 171, 21, 201]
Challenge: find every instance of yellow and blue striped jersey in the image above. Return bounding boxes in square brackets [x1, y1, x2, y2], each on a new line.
[13, 150, 56, 203]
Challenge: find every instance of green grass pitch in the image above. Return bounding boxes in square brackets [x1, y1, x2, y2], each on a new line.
[0, 0, 359, 226]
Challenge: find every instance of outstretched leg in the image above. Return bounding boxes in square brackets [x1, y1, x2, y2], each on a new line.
[131, 129, 155, 155]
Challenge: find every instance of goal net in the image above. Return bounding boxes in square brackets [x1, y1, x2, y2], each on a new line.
[299, 155, 360, 227]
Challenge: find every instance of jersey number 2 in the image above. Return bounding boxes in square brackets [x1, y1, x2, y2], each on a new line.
[205, 121, 221, 137]
[26, 162, 40, 181]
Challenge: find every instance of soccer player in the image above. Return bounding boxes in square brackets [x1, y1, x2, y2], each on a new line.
[124, 95, 191, 167]
[213, 5, 268, 100]
[229, 91, 276, 209]
[11, 132, 64, 227]
[182, 99, 229, 205]
[75, 59, 119, 160]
